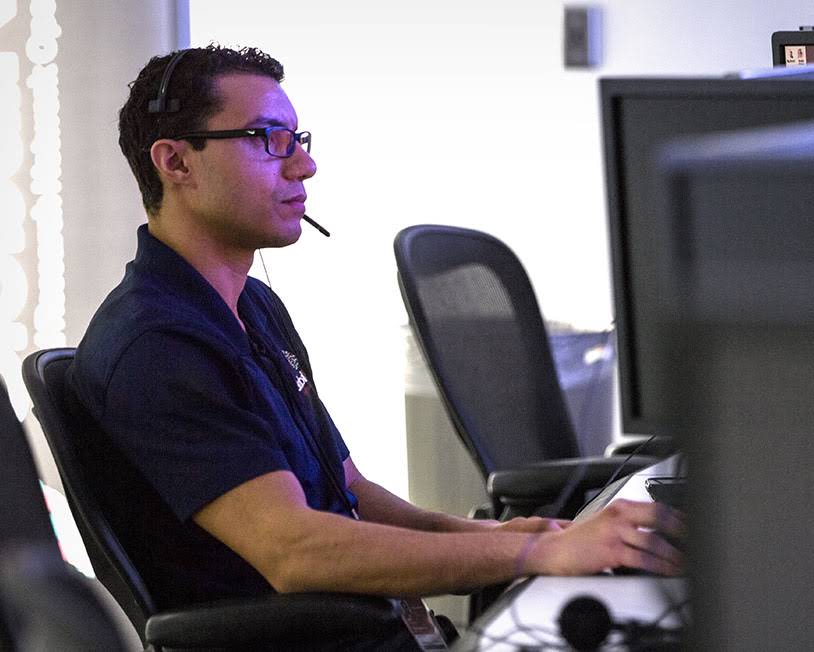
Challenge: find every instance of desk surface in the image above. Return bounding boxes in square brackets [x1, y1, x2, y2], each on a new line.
[454, 455, 688, 651]
[453, 576, 686, 651]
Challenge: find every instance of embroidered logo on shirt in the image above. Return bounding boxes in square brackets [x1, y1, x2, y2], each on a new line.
[281, 349, 309, 392]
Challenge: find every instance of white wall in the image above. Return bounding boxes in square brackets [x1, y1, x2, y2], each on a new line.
[189, 0, 810, 495]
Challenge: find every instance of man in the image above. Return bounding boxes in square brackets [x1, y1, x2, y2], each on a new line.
[69, 45, 683, 648]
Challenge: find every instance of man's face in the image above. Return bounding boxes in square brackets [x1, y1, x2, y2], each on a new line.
[186, 73, 317, 251]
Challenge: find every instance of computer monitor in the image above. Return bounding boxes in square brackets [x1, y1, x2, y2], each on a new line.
[599, 77, 814, 436]
[656, 120, 814, 651]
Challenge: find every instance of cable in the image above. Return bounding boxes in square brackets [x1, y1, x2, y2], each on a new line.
[574, 434, 656, 517]
[649, 596, 690, 629]
[466, 614, 566, 651]
[258, 249, 272, 288]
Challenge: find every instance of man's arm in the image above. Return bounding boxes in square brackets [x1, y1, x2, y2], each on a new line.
[343, 456, 568, 534]
[193, 468, 684, 597]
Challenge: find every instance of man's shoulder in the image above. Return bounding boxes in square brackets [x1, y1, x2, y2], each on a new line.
[83, 272, 223, 353]
[70, 275, 242, 416]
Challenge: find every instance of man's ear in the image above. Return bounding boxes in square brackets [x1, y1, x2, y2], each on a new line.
[150, 139, 193, 187]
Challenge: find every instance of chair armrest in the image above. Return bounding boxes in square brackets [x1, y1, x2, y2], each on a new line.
[145, 593, 402, 649]
[606, 435, 678, 458]
[486, 455, 657, 510]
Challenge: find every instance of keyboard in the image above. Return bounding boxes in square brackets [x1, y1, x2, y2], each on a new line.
[645, 476, 687, 511]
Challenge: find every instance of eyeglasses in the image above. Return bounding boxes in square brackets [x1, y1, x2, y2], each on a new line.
[167, 126, 311, 158]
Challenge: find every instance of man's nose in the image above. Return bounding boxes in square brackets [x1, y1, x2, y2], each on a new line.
[285, 144, 317, 180]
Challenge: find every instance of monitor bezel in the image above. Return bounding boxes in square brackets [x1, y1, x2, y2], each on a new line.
[771, 30, 814, 67]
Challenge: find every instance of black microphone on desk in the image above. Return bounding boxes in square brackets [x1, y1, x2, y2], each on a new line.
[303, 214, 330, 237]
[558, 595, 683, 651]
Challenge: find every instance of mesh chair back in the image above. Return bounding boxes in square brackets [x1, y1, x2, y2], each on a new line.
[22, 348, 154, 642]
[395, 225, 580, 477]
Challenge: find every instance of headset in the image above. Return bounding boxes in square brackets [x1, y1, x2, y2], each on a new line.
[147, 49, 190, 114]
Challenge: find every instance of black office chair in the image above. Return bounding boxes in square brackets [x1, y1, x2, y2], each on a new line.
[0, 375, 128, 650]
[22, 348, 404, 651]
[394, 225, 667, 519]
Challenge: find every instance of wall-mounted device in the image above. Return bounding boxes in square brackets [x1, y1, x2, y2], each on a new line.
[564, 6, 602, 68]
[772, 26, 814, 66]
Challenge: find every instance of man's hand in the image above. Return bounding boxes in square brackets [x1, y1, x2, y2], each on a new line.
[528, 499, 685, 577]
[492, 516, 571, 534]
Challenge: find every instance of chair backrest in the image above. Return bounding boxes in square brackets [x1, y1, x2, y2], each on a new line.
[394, 224, 580, 478]
[0, 377, 57, 649]
[22, 348, 154, 643]
[0, 379, 60, 555]
[0, 375, 126, 651]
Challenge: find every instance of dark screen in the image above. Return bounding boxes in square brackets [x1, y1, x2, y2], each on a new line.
[656, 123, 814, 650]
[600, 78, 814, 435]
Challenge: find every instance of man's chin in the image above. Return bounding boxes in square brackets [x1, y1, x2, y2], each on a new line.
[260, 225, 302, 249]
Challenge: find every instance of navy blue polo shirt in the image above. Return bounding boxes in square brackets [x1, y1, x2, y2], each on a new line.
[68, 224, 358, 608]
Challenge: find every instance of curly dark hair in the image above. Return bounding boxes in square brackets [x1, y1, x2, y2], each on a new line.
[118, 45, 285, 215]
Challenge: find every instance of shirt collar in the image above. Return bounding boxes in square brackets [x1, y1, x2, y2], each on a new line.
[132, 224, 251, 350]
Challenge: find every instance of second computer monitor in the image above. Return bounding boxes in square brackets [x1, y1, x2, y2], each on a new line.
[656, 119, 814, 652]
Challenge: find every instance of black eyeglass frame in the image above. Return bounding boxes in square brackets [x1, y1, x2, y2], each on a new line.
[167, 126, 311, 158]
